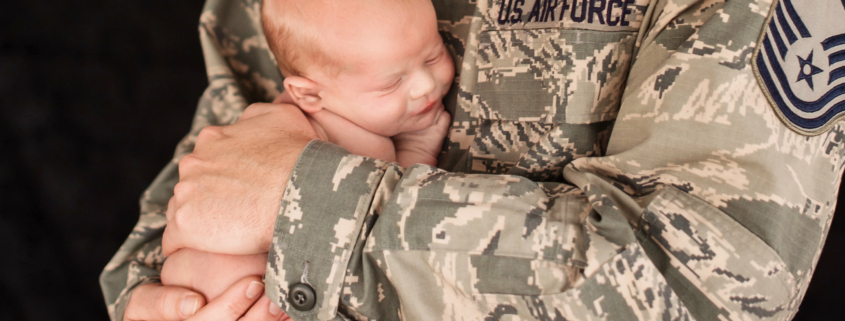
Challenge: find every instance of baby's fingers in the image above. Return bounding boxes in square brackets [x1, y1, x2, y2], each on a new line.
[434, 109, 451, 131]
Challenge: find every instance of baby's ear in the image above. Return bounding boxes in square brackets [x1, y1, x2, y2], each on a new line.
[284, 76, 323, 113]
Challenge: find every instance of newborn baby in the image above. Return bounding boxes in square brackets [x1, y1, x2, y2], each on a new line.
[269, 0, 454, 167]
[162, 0, 454, 307]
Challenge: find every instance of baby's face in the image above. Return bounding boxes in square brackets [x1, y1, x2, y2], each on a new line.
[310, 0, 454, 137]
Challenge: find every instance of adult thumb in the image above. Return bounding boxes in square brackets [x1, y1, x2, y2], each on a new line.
[125, 283, 207, 321]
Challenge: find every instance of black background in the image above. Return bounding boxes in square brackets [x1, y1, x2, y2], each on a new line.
[0, 1, 842, 320]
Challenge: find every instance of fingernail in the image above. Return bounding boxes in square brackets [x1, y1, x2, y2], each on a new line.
[269, 302, 282, 315]
[180, 294, 199, 317]
[246, 281, 265, 299]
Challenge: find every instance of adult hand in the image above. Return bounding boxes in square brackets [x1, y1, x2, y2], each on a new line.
[162, 103, 317, 256]
[161, 248, 267, 301]
[124, 276, 289, 321]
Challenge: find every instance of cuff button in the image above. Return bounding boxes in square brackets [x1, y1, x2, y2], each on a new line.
[288, 283, 316, 311]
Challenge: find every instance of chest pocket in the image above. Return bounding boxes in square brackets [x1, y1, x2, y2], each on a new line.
[475, 28, 637, 124]
[472, 0, 652, 123]
[465, 0, 649, 174]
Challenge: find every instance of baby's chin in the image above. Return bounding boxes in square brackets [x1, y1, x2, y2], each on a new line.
[402, 101, 445, 133]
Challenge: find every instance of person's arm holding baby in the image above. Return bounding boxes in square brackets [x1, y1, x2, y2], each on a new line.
[159, 0, 453, 316]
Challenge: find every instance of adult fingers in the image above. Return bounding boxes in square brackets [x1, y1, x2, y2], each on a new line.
[239, 103, 277, 121]
[162, 195, 197, 257]
[161, 223, 183, 257]
[238, 103, 315, 137]
[239, 295, 290, 321]
[187, 276, 265, 321]
[195, 126, 226, 150]
[125, 283, 206, 321]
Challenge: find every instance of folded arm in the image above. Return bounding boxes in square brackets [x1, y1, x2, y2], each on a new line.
[264, 1, 845, 320]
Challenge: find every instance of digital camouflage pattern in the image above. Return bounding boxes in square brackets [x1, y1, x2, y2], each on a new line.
[101, 0, 845, 320]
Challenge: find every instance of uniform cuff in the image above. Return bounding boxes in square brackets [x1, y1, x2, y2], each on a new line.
[264, 140, 391, 320]
[107, 277, 161, 321]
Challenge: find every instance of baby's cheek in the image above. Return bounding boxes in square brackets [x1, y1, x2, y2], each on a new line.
[435, 54, 455, 88]
[366, 105, 406, 135]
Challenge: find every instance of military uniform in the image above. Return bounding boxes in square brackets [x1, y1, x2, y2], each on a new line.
[101, 0, 845, 320]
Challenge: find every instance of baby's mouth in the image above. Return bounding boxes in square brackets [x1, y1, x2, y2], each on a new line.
[418, 100, 438, 115]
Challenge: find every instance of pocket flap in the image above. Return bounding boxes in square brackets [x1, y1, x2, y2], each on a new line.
[640, 187, 796, 320]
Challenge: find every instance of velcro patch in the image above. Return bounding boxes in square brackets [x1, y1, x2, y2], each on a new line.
[482, 0, 651, 32]
[753, 0, 845, 135]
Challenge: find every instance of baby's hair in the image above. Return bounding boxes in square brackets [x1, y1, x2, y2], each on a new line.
[261, 0, 419, 78]
[262, 0, 337, 77]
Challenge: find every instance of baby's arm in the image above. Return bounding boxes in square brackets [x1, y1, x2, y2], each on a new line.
[161, 248, 266, 301]
[273, 91, 447, 167]
[392, 110, 450, 167]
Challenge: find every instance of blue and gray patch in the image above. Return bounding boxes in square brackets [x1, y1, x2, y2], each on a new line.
[754, 0, 845, 135]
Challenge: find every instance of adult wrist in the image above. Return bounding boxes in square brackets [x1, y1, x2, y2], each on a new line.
[263, 140, 394, 320]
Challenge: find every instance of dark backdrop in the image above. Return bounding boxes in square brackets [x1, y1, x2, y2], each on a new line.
[0, 1, 842, 320]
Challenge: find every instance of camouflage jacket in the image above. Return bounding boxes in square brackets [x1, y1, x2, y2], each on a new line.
[101, 0, 845, 320]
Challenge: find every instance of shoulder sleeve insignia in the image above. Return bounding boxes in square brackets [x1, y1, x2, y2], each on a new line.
[753, 0, 845, 136]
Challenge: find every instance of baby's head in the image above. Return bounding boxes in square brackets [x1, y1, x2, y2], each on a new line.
[262, 0, 454, 137]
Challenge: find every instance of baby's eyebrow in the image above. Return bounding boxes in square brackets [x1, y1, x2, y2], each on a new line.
[427, 41, 444, 54]
[377, 71, 404, 84]
[365, 76, 401, 91]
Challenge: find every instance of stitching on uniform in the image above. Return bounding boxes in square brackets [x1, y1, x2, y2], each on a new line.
[301, 261, 312, 286]
[480, 28, 638, 35]
[277, 245, 345, 264]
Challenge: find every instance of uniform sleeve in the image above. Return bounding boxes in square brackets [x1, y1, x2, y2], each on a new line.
[567, 0, 845, 319]
[99, 0, 281, 319]
[268, 142, 693, 321]
[266, 1, 845, 321]
[267, 140, 615, 320]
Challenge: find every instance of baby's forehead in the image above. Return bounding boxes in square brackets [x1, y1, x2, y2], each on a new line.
[302, 1, 419, 32]
[266, 0, 437, 78]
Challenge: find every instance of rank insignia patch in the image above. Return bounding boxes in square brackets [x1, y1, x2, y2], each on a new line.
[754, 0, 845, 135]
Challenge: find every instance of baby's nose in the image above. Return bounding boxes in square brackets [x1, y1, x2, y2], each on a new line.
[409, 70, 436, 100]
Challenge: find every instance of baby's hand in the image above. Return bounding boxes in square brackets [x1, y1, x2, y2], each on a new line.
[161, 248, 267, 301]
[392, 109, 451, 167]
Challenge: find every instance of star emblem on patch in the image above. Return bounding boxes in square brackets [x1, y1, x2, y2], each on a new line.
[796, 51, 824, 90]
